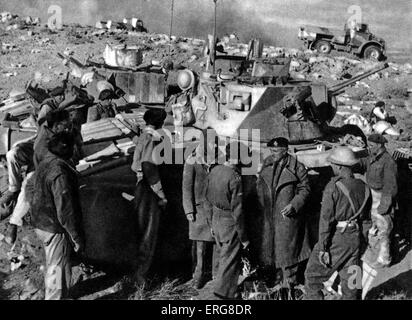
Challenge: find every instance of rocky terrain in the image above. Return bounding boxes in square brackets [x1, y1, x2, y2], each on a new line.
[0, 12, 411, 300]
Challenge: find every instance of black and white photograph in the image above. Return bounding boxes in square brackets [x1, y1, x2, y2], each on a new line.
[0, 0, 410, 307]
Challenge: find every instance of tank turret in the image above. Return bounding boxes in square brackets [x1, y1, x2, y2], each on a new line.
[180, 38, 388, 146]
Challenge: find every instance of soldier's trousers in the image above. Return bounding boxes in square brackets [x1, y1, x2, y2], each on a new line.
[6, 140, 34, 193]
[362, 189, 393, 268]
[213, 235, 242, 299]
[35, 229, 72, 300]
[192, 241, 219, 282]
[304, 228, 361, 300]
[9, 172, 34, 227]
[134, 178, 165, 284]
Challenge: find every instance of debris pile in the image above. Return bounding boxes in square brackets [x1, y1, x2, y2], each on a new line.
[0, 12, 40, 31]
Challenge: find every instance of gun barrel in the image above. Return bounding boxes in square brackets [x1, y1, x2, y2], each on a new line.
[329, 62, 389, 95]
[57, 53, 86, 69]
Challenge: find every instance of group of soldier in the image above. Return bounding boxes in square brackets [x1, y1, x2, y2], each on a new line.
[0, 82, 401, 300]
[0, 81, 106, 299]
[132, 108, 400, 300]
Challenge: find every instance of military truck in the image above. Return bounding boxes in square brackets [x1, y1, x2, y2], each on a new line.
[298, 23, 386, 60]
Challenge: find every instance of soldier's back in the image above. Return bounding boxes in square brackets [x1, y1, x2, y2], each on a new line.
[207, 165, 240, 209]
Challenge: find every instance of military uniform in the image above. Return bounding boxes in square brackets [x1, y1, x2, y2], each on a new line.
[31, 151, 83, 300]
[304, 175, 371, 300]
[359, 149, 398, 267]
[204, 164, 248, 299]
[256, 154, 311, 284]
[132, 127, 164, 280]
[182, 153, 217, 285]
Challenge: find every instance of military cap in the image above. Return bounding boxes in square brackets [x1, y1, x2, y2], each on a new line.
[143, 108, 167, 126]
[327, 146, 358, 167]
[267, 137, 289, 148]
[375, 101, 385, 108]
[368, 133, 387, 144]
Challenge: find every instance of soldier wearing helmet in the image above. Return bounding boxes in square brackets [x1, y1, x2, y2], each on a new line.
[304, 147, 372, 300]
[87, 80, 117, 122]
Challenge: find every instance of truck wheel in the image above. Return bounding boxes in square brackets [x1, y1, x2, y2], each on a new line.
[314, 40, 332, 54]
[363, 45, 382, 61]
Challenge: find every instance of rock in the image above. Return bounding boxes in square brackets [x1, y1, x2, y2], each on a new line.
[368, 73, 380, 81]
[312, 72, 322, 79]
[39, 38, 51, 45]
[64, 48, 74, 56]
[19, 279, 40, 300]
[309, 56, 318, 64]
[3, 72, 17, 77]
[400, 63, 412, 74]
[330, 73, 339, 81]
[191, 38, 204, 46]
[1, 12, 12, 23]
[290, 60, 300, 70]
[2, 43, 16, 50]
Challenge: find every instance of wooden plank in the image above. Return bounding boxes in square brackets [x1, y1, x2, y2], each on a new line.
[83, 128, 124, 143]
[83, 126, 122, 140]
[0, 100, 32, 112]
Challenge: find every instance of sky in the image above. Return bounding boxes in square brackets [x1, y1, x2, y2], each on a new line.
[1, 0, 411, 55]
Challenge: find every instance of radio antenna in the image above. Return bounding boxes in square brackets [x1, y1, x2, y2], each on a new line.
[169, 0, 175, 54]
[212, 0, 218, 74]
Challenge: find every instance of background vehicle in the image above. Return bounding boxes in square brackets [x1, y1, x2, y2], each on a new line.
[298, 23, 386, 60]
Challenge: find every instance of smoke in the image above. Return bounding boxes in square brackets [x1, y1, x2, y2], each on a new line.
[79, 0, 99, 23]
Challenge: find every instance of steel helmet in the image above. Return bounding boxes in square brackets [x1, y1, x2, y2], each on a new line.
[96, 80, 115, 94]
[177, 69, 195, 91]
[327, 146, 359, 167]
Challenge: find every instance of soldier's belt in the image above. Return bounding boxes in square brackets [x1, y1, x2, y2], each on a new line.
[212, 205, 231, 213]
[336, 221, 359, 231]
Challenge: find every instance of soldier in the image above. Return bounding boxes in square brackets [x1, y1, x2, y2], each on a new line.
[256, 137, 311, 294]
[86, 81, 116, 123]
[369, 101, 389, 125]
[0, 86, 70, 212]
[304, 147, 371, 300]
[360, 134, 398, 268]
[182, 131, 216, 289]
[1, 110, 75, 246]
[204, 141, 249, 299]
[31, 131, 84, 300]
[348, 19, 359, 47]
[131, 108, 168, 284]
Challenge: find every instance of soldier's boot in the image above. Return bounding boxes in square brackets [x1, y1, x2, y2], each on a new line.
[193, 241, 208, 289]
